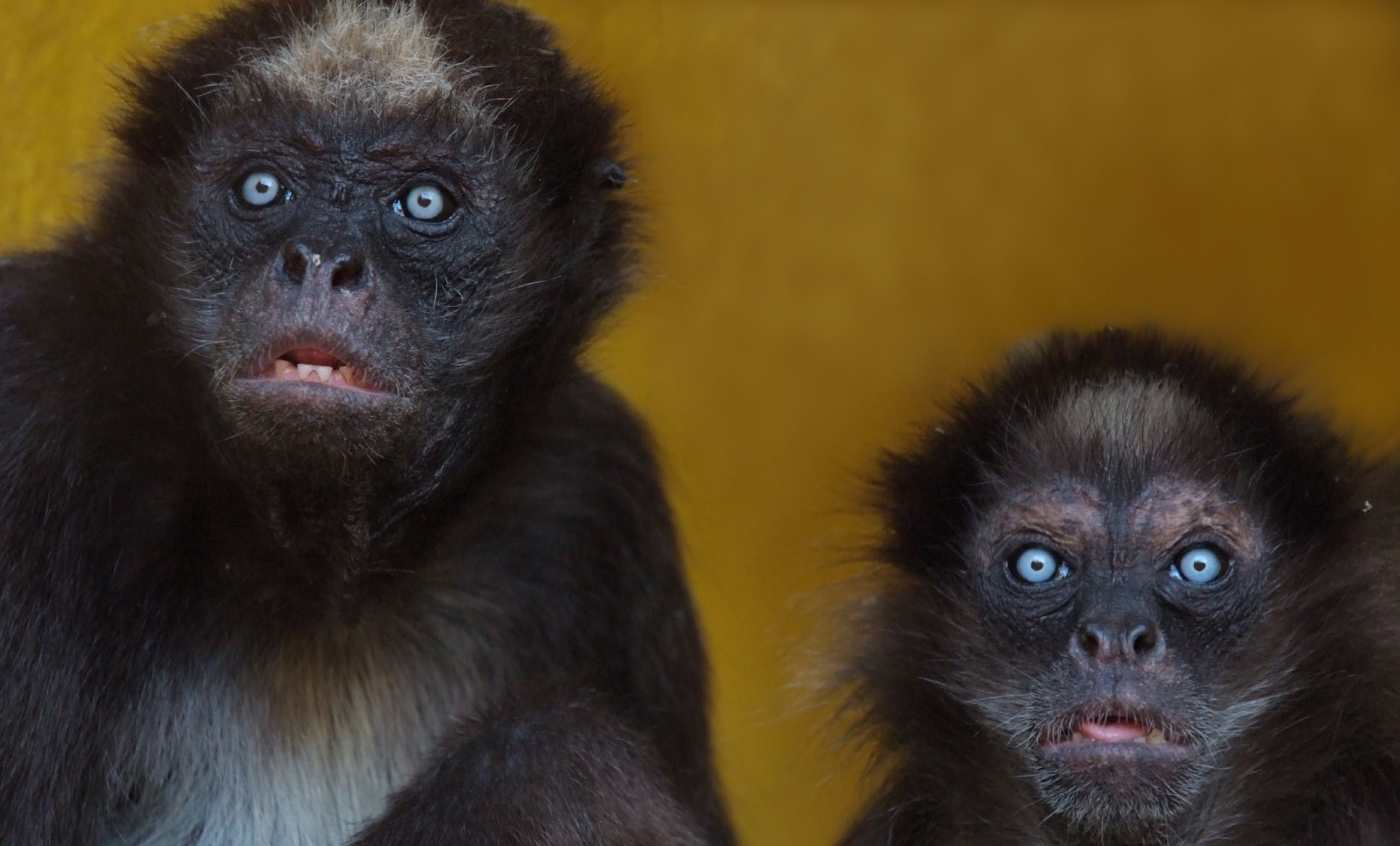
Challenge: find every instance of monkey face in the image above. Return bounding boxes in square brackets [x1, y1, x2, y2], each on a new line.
[164, 106, 507, 468]
[866, 332, 1372, 844]
[109, 0, 630, 491]
[882, 372, 1316, 839]
[965, 474, 1271, 838]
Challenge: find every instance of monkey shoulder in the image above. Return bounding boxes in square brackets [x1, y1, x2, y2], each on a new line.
[441, 371, 677, 581]
[0, 251, 77, 383]
[425, 369, 694, 673]
[0, 245, 195, 456]
[0, 246, 202, 573]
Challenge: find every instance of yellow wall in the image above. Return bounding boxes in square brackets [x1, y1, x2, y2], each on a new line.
[5, 2, 1400, 844]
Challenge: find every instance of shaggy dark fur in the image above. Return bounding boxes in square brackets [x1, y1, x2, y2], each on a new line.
[837, 329, 1400, 845]
[0, 1, 731, 843]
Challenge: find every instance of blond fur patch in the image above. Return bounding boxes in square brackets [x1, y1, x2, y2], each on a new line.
[1041, 378, 1210, 463]
[232, 0, 474, 116]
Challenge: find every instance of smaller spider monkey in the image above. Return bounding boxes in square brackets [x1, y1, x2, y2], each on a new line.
[836, 329, 1400, 845]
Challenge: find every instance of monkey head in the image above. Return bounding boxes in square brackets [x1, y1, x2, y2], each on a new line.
[864, 330, 1370, 842]
[95, 0, 630, 500]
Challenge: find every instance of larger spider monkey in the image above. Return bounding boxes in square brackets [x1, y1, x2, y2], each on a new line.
[0, 1, 733, 843]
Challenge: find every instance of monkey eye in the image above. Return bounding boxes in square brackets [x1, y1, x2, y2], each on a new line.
[1170, 545, 1228, 584]
[236, 171, 290, 208]
[393, 182, 458, 223]
[1010, 545, 1068, 584]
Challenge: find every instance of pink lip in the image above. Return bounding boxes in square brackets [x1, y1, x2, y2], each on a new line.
[1077, 719, 1150, 743]
[1040, 702, 1187, 751]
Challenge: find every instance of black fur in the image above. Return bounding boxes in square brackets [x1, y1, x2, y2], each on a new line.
[349, 698, 707, 846]
[0, 1, 731, 843]
[836, 328, 1400, 845]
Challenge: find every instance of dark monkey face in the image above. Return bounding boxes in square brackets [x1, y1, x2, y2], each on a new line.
[874, 334, 1358, 843]
[111, 0, 629, 486]
[971, 474, 1268, 836]
[174, 99, 505, 468]
[955, 382, 1275, 836]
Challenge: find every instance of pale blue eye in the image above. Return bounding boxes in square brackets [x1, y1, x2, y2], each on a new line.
[1012, 546, 1064, 584]
[238, 171, 284, 207]
[399, 183, 455, 222]
[1172, 546, 1226, 584]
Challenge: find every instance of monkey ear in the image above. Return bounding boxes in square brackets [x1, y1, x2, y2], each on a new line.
[597, 160, 628, 190]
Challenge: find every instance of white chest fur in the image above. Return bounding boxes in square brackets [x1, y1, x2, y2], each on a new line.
[115, 606, 492, 846]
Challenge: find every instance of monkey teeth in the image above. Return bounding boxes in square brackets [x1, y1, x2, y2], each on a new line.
[267, 358, 361, 388]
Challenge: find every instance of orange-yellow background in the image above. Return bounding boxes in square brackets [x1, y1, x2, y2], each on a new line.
[5, 1, 1400, 844]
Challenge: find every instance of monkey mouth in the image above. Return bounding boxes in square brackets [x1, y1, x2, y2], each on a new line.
[252, 345, 381, 393]
[1041, 703, 1191, 758]
[1063, 718, 1169, 745]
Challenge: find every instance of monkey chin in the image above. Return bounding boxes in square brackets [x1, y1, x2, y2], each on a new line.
[1033, 708, 1200, 838]
[219, 359, 417, 468]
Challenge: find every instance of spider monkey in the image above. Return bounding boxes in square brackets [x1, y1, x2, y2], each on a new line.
[836, 329, 1400, 845]
[0, 1, 732, 843]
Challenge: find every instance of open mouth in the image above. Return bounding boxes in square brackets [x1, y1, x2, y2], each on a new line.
[1042, 703, 1188, 753]
[1062, 716, 1169, 745]
[257, 346, 375, 391]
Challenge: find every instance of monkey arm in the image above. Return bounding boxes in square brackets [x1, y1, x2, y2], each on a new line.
[348, 697, 707, 846]
[0, 255, 159, 841]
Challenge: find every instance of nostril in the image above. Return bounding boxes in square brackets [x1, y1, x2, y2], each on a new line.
[1128, 622, 1159, 658]
[329, 253, 365, 289]
[1077, 624, 1104, 657]
[281, 243, 309, 284]
[1076, 621, 1160, 662]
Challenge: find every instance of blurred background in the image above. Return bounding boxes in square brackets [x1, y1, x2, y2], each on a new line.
[5, 1, 1400, 843]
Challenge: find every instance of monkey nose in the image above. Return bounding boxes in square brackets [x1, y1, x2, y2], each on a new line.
[1073, 618, 1163, 664]
[279, 242, 367, 290]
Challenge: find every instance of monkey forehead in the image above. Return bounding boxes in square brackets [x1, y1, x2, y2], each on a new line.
[1125, 479, 1265, 556]
[224, 0, 483, 119]
[983, 478, 1262, 556]
[996, 377, 1240, 491]
[980, 482, 1104, 544]
[1032, 378, 1215, 462]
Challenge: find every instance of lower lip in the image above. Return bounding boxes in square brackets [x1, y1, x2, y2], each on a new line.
[229, 378, 394, 403]
[254, 375, 383, 395]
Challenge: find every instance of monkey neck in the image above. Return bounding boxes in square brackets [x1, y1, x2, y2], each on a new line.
[261, 480, 380, 562]
[216, 455, 448, 621]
